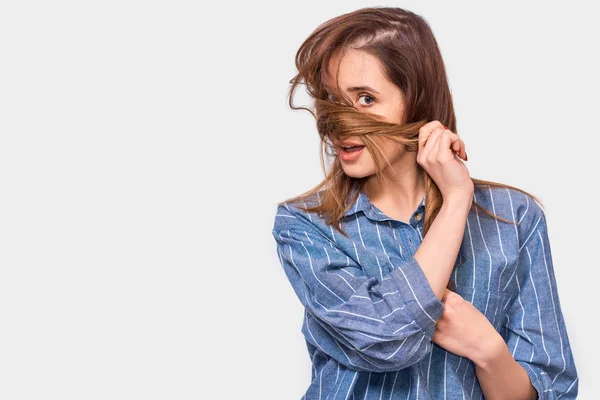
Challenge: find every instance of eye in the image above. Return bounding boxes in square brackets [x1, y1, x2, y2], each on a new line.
[357, 93, 376, 106]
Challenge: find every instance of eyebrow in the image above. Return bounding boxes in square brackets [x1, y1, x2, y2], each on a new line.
[324, 85, 380, 94]
[346, 86, 380, 94]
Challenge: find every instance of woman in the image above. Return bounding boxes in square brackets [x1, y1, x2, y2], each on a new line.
[271, 6, 578, 399]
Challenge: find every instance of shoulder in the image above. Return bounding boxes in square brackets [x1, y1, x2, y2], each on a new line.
[473, 183, 545, 246]
[473, 184, 541, 217]
[272, 190, 327, 233]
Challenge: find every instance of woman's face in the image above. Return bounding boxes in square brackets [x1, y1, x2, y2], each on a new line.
[323, 48, 407, 178]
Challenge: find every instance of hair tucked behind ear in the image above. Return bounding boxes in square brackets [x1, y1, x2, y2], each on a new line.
[277, 6, 543, 291]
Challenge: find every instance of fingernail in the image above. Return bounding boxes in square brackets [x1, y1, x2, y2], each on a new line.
[465, 152, 468, 161]
[443, 125, 448, 129]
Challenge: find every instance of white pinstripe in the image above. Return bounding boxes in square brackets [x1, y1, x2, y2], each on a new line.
[274, 188, 576, 398]
[538, 226, 567, 383]
[379, 372, 387, 400]
[473, 192, 492, 291]
[524, 245, 551, 366]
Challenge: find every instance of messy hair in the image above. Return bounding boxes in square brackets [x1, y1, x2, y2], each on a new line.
[279, 6, 542, 243]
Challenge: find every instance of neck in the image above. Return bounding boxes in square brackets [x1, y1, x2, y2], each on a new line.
[363, 160, 426, 212]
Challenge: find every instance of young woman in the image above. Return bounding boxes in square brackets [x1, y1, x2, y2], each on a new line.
[272, 7, 578, 399]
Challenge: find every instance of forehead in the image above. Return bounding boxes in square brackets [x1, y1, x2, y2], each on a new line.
[322, 48, 386, 90]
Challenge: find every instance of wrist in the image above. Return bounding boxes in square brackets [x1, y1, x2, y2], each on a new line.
[440, 194, 473, 215]
[471, 332, 508, 370]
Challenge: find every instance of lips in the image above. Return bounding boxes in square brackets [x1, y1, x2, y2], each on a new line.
[332, 139, 363, 146]
[340, 144, 365, 153]
[332, 140, 365, 151]
[338, 144, 365, 161]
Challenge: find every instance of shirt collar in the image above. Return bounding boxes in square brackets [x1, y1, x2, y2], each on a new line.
[343, 185, 426, 223]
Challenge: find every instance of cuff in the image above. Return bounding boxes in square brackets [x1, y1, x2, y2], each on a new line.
[516, 360, 554, 399]
[389, 256, 445, 339]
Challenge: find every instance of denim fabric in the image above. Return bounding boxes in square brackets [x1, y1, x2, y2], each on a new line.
[272, 185, 578, 399]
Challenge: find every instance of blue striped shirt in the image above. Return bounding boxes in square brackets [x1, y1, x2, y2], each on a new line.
[272, 185, 578, 399]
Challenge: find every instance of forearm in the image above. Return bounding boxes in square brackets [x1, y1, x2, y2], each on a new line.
[473, 336, 538, 400]
[414, 195, 472, 300]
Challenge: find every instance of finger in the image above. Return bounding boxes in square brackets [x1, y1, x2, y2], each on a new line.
[439, 130, 461, 160]
[441, 288, 451, 303]
[451, 135, 461, 154]
[449, 134, 466, 160]
[422, 129, 444, 162]
[452, 137, 464, 159]
[418, 121, 445, 151]
[433, 129, 458, 161]
[420, 129, 436, 151]
[433, 129, 451, 159]
[421, 128, 442, 159]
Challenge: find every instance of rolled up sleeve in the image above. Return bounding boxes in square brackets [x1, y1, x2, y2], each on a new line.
[272, 204, 444, 372]
[504, 209, 578, 399]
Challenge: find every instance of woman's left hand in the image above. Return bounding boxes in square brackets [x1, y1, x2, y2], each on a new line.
[432, 288, 503, 365]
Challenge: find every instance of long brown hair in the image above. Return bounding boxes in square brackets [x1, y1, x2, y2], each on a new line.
[279, 7, 542, 251]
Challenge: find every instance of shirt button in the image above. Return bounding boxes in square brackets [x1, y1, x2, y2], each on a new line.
[414, 213, 422, 221]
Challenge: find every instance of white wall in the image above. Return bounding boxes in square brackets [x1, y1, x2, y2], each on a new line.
[0, 1, 596, 398]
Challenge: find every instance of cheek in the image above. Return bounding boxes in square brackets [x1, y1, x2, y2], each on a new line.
[373, 104, 404, 125]
[360, 147, 378, 165]
[386, 143, 404, 158]
[376, 138, 405, 160]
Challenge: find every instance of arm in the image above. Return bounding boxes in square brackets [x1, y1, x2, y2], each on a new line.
[272, 194, 471, 372]
[498, 207, 578, 399]
[473, 335, 538, 400]
[273, 203, 446, 373]
[430, 288, 538, 399]
[414, 195, 472, 300]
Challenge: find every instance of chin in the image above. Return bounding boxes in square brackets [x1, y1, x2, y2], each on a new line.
[341, 166, 374, 179]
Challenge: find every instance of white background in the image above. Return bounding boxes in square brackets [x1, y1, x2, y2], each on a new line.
[0, 1, 597, 399]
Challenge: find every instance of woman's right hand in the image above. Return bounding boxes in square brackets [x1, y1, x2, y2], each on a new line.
[416, 120, 474, 202]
